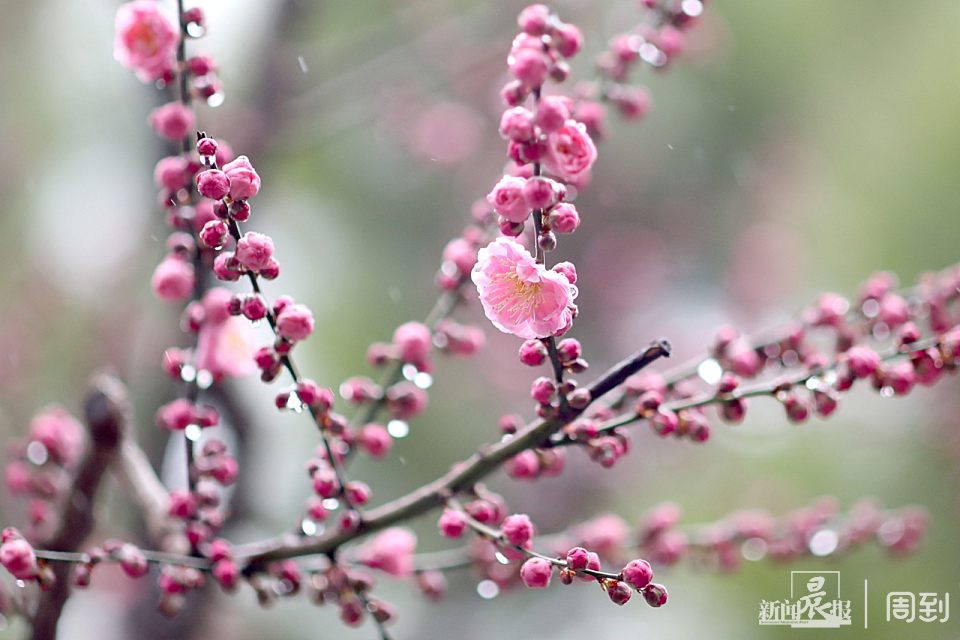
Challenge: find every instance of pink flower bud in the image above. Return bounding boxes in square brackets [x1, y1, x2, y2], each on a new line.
[222, 155, 261, 200]
[509, 48, 549, 89]
[151, 256, 195, 301]
[154, 155, 190, 191]
[622, 558, 654, 590]
[118, 543, 149, 578]
[276, 304, 315, 342]
[168, 490, 198, 519]
[149, 101, 195, 142]
[552, 260, 577, 284]
[241, 294, 268, 321]
[565, 546, 589, 571]
[607, 580, 633, 605]
[156, 399, 196, 431]
[517, 4, 550, 35]
[345, 481, 372, 506]
[212, 558, 240, 591]
[522, 176, 561, 210]
[438, 509, 468, 538]
[235, 232, 275, 272]
[531, 376, 556, 404]
[552, 22, 583, 58]
[197, 137, 218, 157]
[502, 514, 535, 547]
[0, 537, 38, 580]
[520, 557, 553, 588]
[499, 107, 535, 141]
[782, 393, 809, 423]
[845, 346, 881, 379]
[519, 339, 548, 366]
[506, 449, 541, 480]
[486, 175, 530, 223]
[534, 96, 571, 134]
[386, 382, 428, 419]
[650, 407, 678, 436]
[548, 202, 580, 234]
[393, 321, 432, 364]
[197, 169, 231, 200]
[199, 219, 228, 249]
[643, 582, 669, 607]
[359, 424, 392, 459]
[312, 469, 340, 499]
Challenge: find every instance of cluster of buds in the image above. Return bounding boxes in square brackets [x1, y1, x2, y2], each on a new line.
[637, 498, 928, 572]
[3, 408, 83, 541]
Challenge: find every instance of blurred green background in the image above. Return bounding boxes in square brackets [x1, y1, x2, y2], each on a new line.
[0, 0, 959, 638]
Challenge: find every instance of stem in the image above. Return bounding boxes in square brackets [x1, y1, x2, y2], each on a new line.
[224, 219, 359, 517]
[548, 335, 945, 447]
[233, 339, 670, 566]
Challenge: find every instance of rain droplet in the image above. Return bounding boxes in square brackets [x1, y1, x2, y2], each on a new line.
[387, 420, 410, 439]
[805, 377, 821, 391]
[196, 369, 214, 389]
[741, 537, 767, 561]
[286, 392, 304, 413]
[477, 580, 500, 599]
[301, 518, 318, 536]
[414, 372, 433, 389]
[180, 365, 197, 383]
[809, 529, 839, 556]
[697, 358, 723, 385]
[494, 552, 510, 565]
[402, 364, 419, 381]
[297, 55, 309, 74]
[185, 424, 202, 442]
[681, 0, 703, 17]
[862, 298, 880, 318]
[880, 386, 894, 398]
[206, 92, 225, 108]
[26, 441, 49, 466]
[322, 498, 340, 510]
[186, 23, 205, 38]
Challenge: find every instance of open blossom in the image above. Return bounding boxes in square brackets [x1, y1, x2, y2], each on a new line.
[543, 120, 597, 182]
[114, 0, 178, 82]
[472, 237, 577, 340]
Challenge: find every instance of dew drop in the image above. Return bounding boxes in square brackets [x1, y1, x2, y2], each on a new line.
[300, 518, 318, 536]
[387, 420, 410, 439]
[286, 392, 304, 413]
[185, 424, 202, 442]
[477, 580, 500, 599]
[196, 369, 214, 389]
[681, 0, 703, 17]
[697, 358, 723, 385]
[322, 498, 340, 510]
[180, 364, 197, 383]
[402, 364, 419, 381]
[494, 552, 510, 565]
[297, 55, 309, 74]
[741, 537, 767, 561]
[809, 529, 839, 556]
[862, 298, 880, 318]
[186, 23, 205, 38]
[26, 441, 49, 466]
[880, 386, 894, 398]
[206, 92, 225, 108]
[414, 372, 433, 389]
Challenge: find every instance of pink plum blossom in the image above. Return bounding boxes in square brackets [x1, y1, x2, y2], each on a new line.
[113, 0, 178, 82]
[543, 120, 597, 182]
[471, 237, 577, 340]
[222, 155, 261, 200]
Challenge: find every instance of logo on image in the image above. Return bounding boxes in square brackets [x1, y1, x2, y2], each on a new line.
[759, 571, 852, 628]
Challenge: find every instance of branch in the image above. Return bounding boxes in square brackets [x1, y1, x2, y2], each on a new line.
[31, 375, 129, 640]
[234, 339, 670, 566]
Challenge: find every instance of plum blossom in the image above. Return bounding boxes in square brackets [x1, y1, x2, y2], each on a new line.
[114, 0, 178, 82]
[472, 237, 577, 340]
[543, 120, 597, 182]
[357, 528, 417, 577]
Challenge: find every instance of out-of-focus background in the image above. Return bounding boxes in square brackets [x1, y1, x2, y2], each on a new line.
[1, 0, 959, 638]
